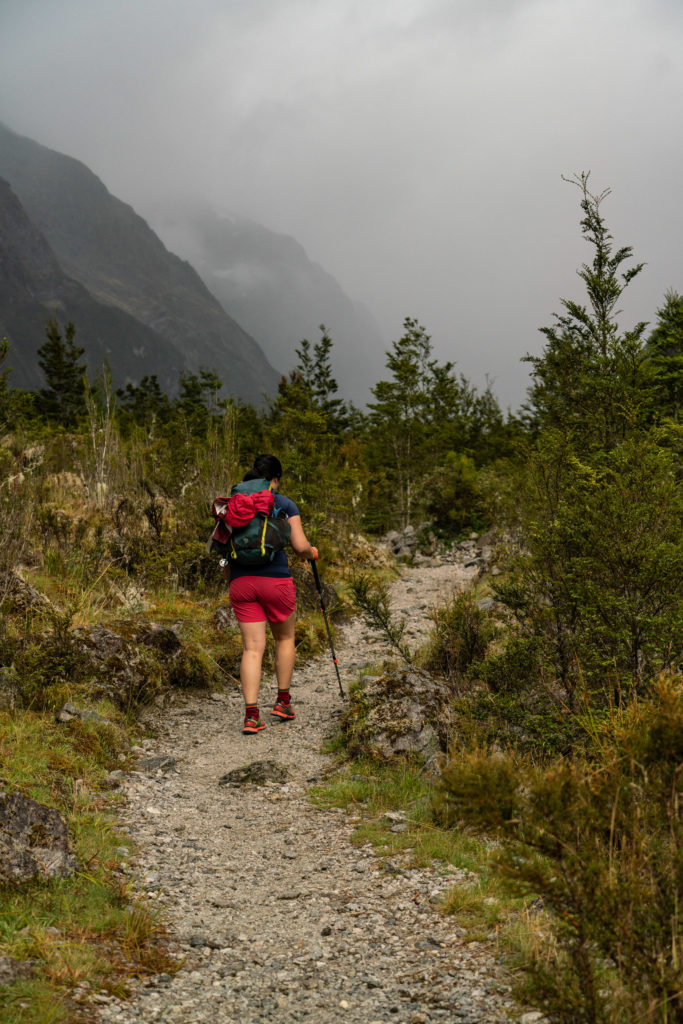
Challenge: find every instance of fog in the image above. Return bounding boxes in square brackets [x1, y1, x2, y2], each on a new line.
[1, 0, 682, 409]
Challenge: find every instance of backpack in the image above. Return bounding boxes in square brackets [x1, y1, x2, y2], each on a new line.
[207, 478, 291, 565]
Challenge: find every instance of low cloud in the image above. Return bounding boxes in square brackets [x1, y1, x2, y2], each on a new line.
[1, 0, 682, 407]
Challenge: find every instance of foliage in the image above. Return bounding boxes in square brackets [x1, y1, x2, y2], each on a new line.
[423, 451, 483, 532]
[0, 338, 10, 429]
[524, 172, 651, 450]
[36, 319, 87, 427]
[362, 317, 515, 533]
[436, 676, 683, 1024]
[423, 590, 496, 685]
[645, 288, 683, 423]
[348, 572, 413, 663]
[0, 477, 36, 611]
[493, 430, 682, 707]
[365, 317, 447, 530]
[0, 709, 179, 1022]
[116, 373, 172, 430]
[288, 324, 350, 432]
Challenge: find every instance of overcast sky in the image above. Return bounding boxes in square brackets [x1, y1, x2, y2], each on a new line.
[1, 0, 681, 410]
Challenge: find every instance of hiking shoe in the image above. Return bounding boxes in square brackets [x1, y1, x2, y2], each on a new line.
[242, 715, 266, 734]
[271, 700, 295, 720]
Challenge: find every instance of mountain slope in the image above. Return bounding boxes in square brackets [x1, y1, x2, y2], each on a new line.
[146, 205, 386, 404]
[0, 177, 187, 392]
[0, 123, 279, 403]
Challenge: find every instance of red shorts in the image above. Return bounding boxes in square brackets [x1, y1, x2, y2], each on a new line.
[229, 576, 297, 623]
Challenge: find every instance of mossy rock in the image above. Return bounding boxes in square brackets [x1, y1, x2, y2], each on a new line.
[218, 760, 289, 786]
[340, 667, 456, 763]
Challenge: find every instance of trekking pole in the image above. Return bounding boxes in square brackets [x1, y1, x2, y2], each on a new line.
[310, 558, 345, 699]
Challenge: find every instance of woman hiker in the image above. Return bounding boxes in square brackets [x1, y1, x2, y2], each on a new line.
[223, 454, 318, 734]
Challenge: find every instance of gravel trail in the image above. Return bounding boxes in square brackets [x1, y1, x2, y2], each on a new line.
[96, 556, 517, 1024]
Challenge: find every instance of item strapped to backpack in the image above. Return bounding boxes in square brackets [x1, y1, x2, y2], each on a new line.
[207, 478, 291, 565]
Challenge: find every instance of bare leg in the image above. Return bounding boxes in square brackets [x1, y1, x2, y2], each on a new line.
[238, 620, 267, 705]
[270, 613, 296, 692]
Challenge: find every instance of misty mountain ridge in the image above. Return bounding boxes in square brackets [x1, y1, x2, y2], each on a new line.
[145, 202, 386, 404]
[0, 175, 193, 392]
[0, 122, 280, 404]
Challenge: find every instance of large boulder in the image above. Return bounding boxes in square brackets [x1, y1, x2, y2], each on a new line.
[0, 784, 77, 885]
[71, 625, 160, 706]
[340, 667, 456, 764]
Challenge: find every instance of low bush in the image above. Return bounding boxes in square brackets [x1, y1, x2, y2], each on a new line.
[435, 674, 683, 1024]
[423, 590, 495, 685]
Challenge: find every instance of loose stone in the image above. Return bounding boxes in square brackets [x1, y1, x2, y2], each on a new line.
[94, 554, 532, 1024]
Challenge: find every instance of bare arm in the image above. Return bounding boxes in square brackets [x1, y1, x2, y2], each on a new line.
[288, 515, 316, 559]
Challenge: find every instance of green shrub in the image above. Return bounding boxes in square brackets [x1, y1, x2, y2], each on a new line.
[423, 590, 495, 684]
[424, 451, 484, 532]
[436, 675, 683, 1023]
[452, 689, 583, 757]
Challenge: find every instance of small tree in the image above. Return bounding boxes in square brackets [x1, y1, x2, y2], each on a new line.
[274, 325, 349, 433]
[176, 369, 224, 434]
[366, 317, 434, 529]
[116, 374, 171, 431]
[525, 173, 651, 451]
[37, 319, 87, 426]
[495, 432, 683, 705]
[645, 289, 683, 423]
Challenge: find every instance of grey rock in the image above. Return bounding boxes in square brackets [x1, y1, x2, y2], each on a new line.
[71, 626, 160, 707]
[218, 760, 289, 787]
[0, 954, 35, 986]
[55, 702, 80, 722]
[56, 702, 108, 724]
[139, 755, 178, 772]
[383, 526, 419, 557]
[0, 784, 77, 885]
[342, 667, 454, 762]
[0, 570, 52, 613]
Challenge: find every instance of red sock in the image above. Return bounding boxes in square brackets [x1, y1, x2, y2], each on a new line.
[277, 689, 291, 707]
[245, 704, 259, 720]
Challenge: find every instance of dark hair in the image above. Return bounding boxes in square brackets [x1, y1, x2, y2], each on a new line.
[245, 454, 282, 482]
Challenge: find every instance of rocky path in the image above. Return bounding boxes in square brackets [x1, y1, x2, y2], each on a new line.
[96, 552, 518, 1024]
